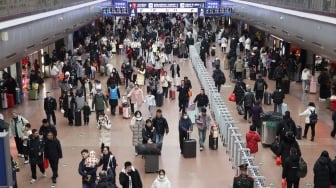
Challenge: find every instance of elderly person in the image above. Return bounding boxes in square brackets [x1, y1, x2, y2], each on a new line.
[130, 111, 145, 156]
[9, 110, 29, 158]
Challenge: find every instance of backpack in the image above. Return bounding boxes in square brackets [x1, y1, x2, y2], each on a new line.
[256, 80, 264, 91]
[309, 110, 318, 124]
[215, 70, 225, 84]
[297, 157, 308, 178]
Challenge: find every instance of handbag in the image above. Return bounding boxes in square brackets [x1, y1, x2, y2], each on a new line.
[43, 157, 49, 169]
[188, 89, 192, 97]
[228, 93, 236, 102]
[276, 156, 282, 166]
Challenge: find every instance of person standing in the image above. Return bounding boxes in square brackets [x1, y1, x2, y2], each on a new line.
[130, 111, 145, 156]
[50, 63, 60, 89]
[151, 169, 171, 188]
[97, 113, 112, 150]
[272, 87, 285, 113]
[233, 56, 244, 80]
[233, 79, 247, 106]
[98, 146, 118, 182]
[44, 92, 57, 125]
[177, 80, 189, 112]
[39, 119, 57, 140]
[160, 71, 172, 99]
[82, 101, 91, 126]
[92, 89, 108, 121]
[301, 67, 311, 93]
[27, 129, 46, 184]
[277, 132, 301, 166]
[144, 91, 156, 118]
[108, 83, 120, 116]
[22, 123, 32, 164]
[253, 75, 268, 102]
[276, 111, 297, 142]
[142, 119, 157, 144]
[127, 84, 144, 113]
[233, 164, 254, 188]
[152, 109, 169, 149]
[78, 149, 98, 188]
[313, 151, 335, 188]
[178, 111, 193, 154]
[241, 88, 255, 121]
[170, 61, 180, 81]
[44, 131, 62, 184]
[318, 70, 332, 100]
[299, 102, 317, 141]
[63, 91, 76, 125]
[212, 65, 226, 92]
[274, 64, 284, 89]
[251, 101, 263, 135]
[282, 147, 301, 188]
[195, 108, 211, 151]
[9, 110, 29, 158]
[246, 125, 261, 155]
[119, 161, 143, 188]
[193, 89, 209, 113]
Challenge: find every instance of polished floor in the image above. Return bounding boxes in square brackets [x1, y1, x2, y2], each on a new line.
[6, 46, 336, 188]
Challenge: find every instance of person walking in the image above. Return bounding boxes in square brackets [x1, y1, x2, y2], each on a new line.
[241, 88, 255, 121]
[246, 125, 261, 155]
[142, 119, 157, 144]
[253, 75, 268, 102]
[108, 83, 120, 116]
[130, 111, 145, 156]
[97, 113, 112, 150]
[195, 108, 211, 151]
[22, 123, 32, 164]
[233, 79, 247, 106]
[299, 102, 317, 141]
[119, 161, 143, 188]
[272, 87, 285, 113]
[151, 169, 171, 188]
[44, 91, 57, 125]
[313, 151, 335, 188]
[160, 71, 172, 99]
[9, 110, 29, 158]
[44, 131, 63, 183]
[251, 101, 263, 135]
[193, 88, 209, 113]
[98, 146, 118, 182]
[277, 131, 301, 166]
[233, 164, 254, 188]
[177, 80, 190, 112]
[152, 109, 169, 150]
[92, 89, 108, 121]
[301, 67, 311, 93]
[233, 56, 244, 80]
[276, 111, 297, 142]
[63, 91, 76, 125]
[144, 91, 156, 118]
[82, 101, 91, 126]
[212, 65, 226, 92]
[127, 84, 144, 113]
[78, 149, 98, 188]
[27, 129, 46, 184]
[178, 111, 193, 154]
[282, 147, 301, 188]
[39, 118, 57, 140]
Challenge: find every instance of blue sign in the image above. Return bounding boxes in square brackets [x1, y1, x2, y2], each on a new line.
[206, 0, 220, 8]
[203, 7, 233, 16]
[113, 0, 127, 8]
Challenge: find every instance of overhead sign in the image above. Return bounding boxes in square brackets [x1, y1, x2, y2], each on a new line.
[203, 7, 233, 16]
[102, 6, 130, 16]
[128, 2, 205, 13]
[137, 8, 198, 13]
[206, 0, 220, 8]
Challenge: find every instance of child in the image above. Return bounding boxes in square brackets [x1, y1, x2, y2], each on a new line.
[246, 125, 261, 154]
[85, 150, 99, 168]
[22, 123, 32, 164]
[144, 91, 156, 118]
[82, 101, 91, 126]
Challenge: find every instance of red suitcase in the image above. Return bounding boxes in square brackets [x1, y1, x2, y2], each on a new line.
[330, 100, 336, 111]
[6, 93, 15, 108]
[119, 106, 123, 115]
[169, 89, 176, 100]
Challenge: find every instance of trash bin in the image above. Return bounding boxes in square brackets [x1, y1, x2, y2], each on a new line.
[261, 112, 282, 146]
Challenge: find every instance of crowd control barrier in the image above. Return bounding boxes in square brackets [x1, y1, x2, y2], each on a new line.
[189, 45, 266, 188]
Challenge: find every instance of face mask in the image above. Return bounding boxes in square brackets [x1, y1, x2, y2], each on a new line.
[159, 175, 165, 179]
[136, 114, 141, 118]
[112, 70, 115, 73]
[183, 115, 188, 119]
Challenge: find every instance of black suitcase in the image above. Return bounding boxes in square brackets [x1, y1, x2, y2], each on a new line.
[155, 92, 164, 107]
[144, 155, 159, 173]
[75, 109, 82, 126]
[209, 135, 218, 150]
[183, 138, 196, 158]
[264, 92, 272, 105]
[296, 125, 302, 140]
[281, 80, 290, 94]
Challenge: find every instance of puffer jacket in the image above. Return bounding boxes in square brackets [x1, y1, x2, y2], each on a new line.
[234, 59, 244, 73]
[130, 117, 145, 146]
[272, 89, 284, 104]
[233, 82, 246, 104]
[314, 156, 335, 188]
[246, 131, 261, 154]
[282, 154, 300, 181]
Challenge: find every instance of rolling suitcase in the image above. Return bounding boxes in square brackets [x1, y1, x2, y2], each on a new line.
[6, 94, 15, 108]
[264, 92, 272, 105]
[296, 125, 302, 140]
[75, 109, 82, 126]
[155, 92, 164, 107]
[169, 89, 176, 100]
[209, 135, 218, 150]
[28, 89, 38, 100]
[281, 80, 290, 94]
[1, 92, 8, 109]
[123, 106, 130, 119]
[310, 80, 317, 94]
[144, 155, 159, 173]
[183, 136, 196, 158]
[15, 88, 21, 104]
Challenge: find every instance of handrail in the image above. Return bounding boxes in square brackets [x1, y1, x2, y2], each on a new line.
[189, 44, 265, 188]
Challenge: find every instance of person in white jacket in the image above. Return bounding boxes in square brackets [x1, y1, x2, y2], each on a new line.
[151, 169, 171, 188]
[299, 102, 317, 141]
[97, 113, 112, 149]
[144, 91, 156, 118]
[301, 68, 311, 93]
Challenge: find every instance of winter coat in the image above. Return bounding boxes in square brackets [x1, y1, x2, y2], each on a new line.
[39, 124, 57, 139]
[108, 86, 121, 100]
[233, 82, 246, 105]
[142, 126, 156, 144]
[78, 159, 98, 184]
[136, 69, 146, 86]
[9, 116, 29, 138]
[44, 97, 57, 112]
[251, 104, 263, 121]
[246, 131, 261, 154]
[299, 106, 317, 124]
[130, 117, 145, 146]
[301, 69, 311, 81]
[27, 135, 44, 163]
[195, 114, 211, 130]
[92, 92, 108, 111]
[253, 78, 268, 92]
[282, 154, 300, 182]
[314, 156, 335, 188]
[242, 92, 255, 108]
[170, 63, 180, 78]
[177, 85, 189, 101]
[145, 95, 156, 107]
[128, 88, 144, 105]
[272, 90, 284, 104]
[234, 59, 244, 73]
[276, 116, 297, 139]
[98, 152, 117, 172]
[193, 93, 209, 108]
[98, 115, 112, 147]
[44, 138, 63, 160]
[152, 116, 169, 135]
[160, 75, 172, 88]
[151, 176, 172, 188]
[277, 136, 301, 164]
[119, 167, 143, 188]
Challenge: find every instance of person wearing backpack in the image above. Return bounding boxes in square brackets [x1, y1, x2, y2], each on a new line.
[276, 111, 297, 142]
[274, 64, 284, 89]
[299, 102, 317, 141]
[331, 109, 336, 138]
[282, 147, 301, 188]
[253, 75, 268, 102]
[212, 65, 226, 92]
[108, 83, 120, 116]
[313, 150, 335, 188]
[241, 88, 255, 121]
[277, 131, 301, 167]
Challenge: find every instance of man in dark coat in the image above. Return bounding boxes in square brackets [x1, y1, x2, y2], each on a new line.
[152, 109, 169, 150]
[44, 131, 62, 183]
[277, 131, 301, 166]
[253, 75, 268, 102]
[193, 89, 209, 113]
[272, 87, 285, 113]
[39, 119, 57, 140]
[119, 161, 142, 188]
[177, 80, 190, 112]
[233, 79, 246, 106]
[241, 88, 255, 121]
[313, 151, 335, 188]
[276, 111, 297, 142]
[282, 147, 301, 188]
[44, 92, 57, 125]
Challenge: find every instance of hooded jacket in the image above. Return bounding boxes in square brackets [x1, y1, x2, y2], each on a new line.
[119, 166, 143, 188]
[282, 154, 300, 181]
[277, 135, 301, 163]
[246, 131, 261, 154]
[151, 175, 171, 188]
[313, 153, 335, 188]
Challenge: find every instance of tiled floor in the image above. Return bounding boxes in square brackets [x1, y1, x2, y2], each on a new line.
[6, 46, 336, 188]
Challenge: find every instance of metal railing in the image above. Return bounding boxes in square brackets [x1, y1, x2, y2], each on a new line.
[0, 0, 93, 18]
[240, 0, 336, 15]
[189, 44, 265, 188]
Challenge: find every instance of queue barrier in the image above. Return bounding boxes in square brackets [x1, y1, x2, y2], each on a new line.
[189, 45, 266, 188]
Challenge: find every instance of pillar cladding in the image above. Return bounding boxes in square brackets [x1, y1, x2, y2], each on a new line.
[65, 33, 74, 53]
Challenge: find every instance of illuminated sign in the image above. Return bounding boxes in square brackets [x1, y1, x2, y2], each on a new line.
[137, 8, 198, 13]
[202, 7, 233, 16]
[102, 7, 130, 16]
[128, 2, 205, 9]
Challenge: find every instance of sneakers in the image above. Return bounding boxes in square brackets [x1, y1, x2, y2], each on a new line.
[134, 152, 138, 156]
[42, 172, 47, 177]
[52, 177, 57, 183]
[18, 154, 24, 158]
[200, 147, 204, 151]
[30, 179, 36, 184]
[24, 160, 29, 164]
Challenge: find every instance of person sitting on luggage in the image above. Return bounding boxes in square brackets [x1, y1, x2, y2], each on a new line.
[253, 75, 268, 102]
[240, 88, 255, 122]
[142, 119, 157, 144]
[246, 125, 261, 155]
[271, 87, 285, 113]
[276, 111, 297, 142]
[178, 111, 193, 154]
[251, 101, 263, 135]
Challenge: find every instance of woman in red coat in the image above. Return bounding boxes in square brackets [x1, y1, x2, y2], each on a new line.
[126, 47, 133, 63]
[246, 125, 261, 154]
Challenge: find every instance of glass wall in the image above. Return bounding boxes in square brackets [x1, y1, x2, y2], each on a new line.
[241, 0, 336, 14]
